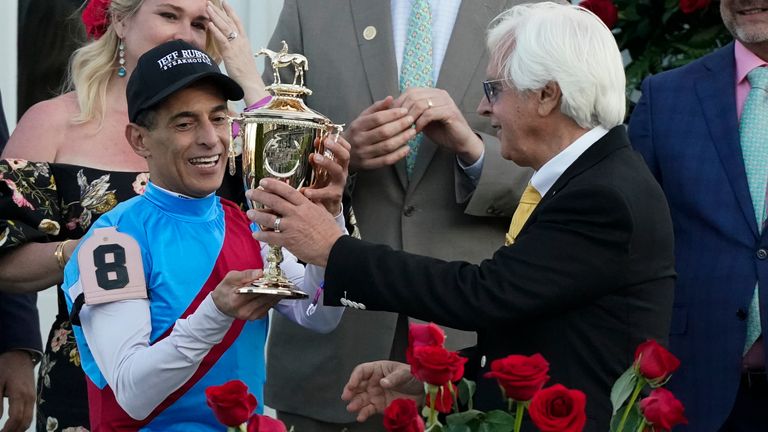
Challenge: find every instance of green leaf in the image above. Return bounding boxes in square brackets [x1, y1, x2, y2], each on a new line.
[482, 410, 516, 432]
[457, 378, 476, 409]
[610, 403, 644, 432]
[446, 410, 484, 425]
[610, 366, 638, 415]
[426, 424, 445, 432]
[443, 424, 472, 432]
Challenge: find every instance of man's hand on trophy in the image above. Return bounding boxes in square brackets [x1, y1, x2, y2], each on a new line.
[247, 179, 343, 268]
[302, 135, 350, 217]
[394, 87, 484, 166]
[344, 96, 415, 172]
[342, 360, 424, 422]
[206, 0, 268, 103]
[211, 269, 281, 320]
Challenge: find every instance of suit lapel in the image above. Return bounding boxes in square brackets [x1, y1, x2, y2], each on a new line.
[407, 1, 498, 191]
[520, 127, 627, 232]
[695, 43, 758, 236]
[350, 0, 399, 103]
[350, 0, 408, 189]
[546, 126, 628, 201]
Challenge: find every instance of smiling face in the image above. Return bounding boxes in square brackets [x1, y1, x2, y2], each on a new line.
[115, 0, 211, 73]
[721, 0, 768, 45]
[129, 81, 229, 198]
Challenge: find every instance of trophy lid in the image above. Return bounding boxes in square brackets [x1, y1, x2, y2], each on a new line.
[250, 41, 333, 128]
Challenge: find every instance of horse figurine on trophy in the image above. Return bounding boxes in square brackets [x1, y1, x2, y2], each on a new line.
[256, 40, 309, 87]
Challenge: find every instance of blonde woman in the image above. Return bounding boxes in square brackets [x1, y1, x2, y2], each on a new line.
[0, 0, 267, 429]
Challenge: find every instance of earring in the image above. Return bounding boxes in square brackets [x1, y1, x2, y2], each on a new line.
[117, 39, 127, 77]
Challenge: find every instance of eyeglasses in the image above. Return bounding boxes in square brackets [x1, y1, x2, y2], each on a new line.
[483, 79, 507, 104]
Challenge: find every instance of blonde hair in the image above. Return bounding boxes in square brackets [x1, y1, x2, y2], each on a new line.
[68, 0, 223, 124]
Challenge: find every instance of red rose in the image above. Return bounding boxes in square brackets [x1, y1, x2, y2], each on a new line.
[247, 414, 288, 432]
[528, 384, 587, 432]
[483, 353, 550, 401]
[425, 382, 455, 414]
[81, 0, 111, 39]
[205, 380, 258, 427]
[406, 323, 445, 363]
[679, 0, 711, 14]
[634, 340, 680, 384]
[639, 388, 688, 431]
[383, 399, 426, 432]
[409, 345, 467, 386]
[579, 0, 619, 29]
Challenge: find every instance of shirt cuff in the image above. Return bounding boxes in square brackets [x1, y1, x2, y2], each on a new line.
[457, 148, 485, 186]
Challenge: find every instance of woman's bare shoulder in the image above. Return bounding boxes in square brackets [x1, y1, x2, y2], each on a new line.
[3, 93, 80, 162]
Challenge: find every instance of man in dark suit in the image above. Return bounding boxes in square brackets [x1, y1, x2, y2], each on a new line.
[628, 0, 768, 430]
[0, 92, 43, 432]
[248, 3, 675, 430]
[262, 1, 531, 429]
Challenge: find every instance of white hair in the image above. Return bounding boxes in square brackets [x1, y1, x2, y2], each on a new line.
[487, 2, 626, 129]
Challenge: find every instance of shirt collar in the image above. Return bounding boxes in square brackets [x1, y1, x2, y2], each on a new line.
[142, 181, 219, 222]
[735, 40, 768, 86]
[530, 126, 609, 196]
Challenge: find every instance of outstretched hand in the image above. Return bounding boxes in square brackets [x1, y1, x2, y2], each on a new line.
[342, 360, 424, 422]
[211, 269, 280, 320]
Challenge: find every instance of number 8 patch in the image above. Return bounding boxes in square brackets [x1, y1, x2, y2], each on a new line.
[78, 227, 147, 305]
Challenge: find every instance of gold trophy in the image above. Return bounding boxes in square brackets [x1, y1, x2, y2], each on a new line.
[229, 41, 343, 299]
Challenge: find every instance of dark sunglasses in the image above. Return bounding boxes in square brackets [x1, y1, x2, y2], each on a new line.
[483, 79, 507, 104]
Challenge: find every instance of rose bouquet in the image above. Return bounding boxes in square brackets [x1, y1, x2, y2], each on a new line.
[579, 0, 731, 100]
[382, 323, 588, 432]
[609, 340, 688, 431]
[205, 380, 289, 432]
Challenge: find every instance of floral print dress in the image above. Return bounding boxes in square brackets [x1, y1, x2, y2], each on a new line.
[0, 159, 148, 432]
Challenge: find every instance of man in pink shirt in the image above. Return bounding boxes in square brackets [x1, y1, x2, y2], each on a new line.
[628, 1, 768, 430]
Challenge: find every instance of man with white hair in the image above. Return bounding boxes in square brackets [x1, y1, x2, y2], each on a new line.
[247, 3, 675, 429]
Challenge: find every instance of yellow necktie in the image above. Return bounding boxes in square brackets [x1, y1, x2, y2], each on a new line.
[505, 183, 541, 246]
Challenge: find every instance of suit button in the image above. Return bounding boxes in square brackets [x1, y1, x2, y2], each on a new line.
[737, 308, 748, 320]
[403, 205, 416, 217]
[480, 355, 487, 368]
[758, 249, 768, 260]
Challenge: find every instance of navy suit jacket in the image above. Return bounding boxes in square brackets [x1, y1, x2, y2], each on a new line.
[0, 91, 43, 356]
[629, 43, 767, 431]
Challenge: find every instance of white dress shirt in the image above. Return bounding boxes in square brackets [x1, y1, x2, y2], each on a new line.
[531, 126, 610, 195]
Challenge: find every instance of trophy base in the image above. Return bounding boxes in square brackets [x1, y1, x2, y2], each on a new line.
[236, 280, 309, 299]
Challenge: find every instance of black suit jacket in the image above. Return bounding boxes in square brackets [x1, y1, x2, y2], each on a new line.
[0, 91, 43, 356]
[323, 126, 675, 430]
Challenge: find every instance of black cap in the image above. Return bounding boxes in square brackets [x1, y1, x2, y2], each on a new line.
[126, 40, 244, 123]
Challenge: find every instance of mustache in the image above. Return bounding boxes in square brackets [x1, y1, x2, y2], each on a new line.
[730, 1, 768, 8]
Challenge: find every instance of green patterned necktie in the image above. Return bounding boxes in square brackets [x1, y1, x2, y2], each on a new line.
[400, 0, 433, 176]
[741, 66, 768, 354]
